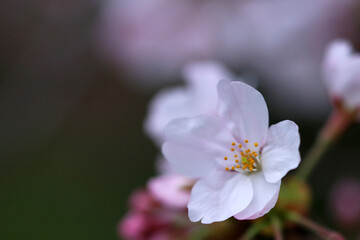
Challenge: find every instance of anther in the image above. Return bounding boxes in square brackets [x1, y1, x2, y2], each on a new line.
[254, 143, 258, 147]
[235, 159, 239, 163]
[232, 142, 236, 146]
[231, 148, 235, 151]
[231, 166, 235, 170]
[238, 144, 242, 148]
[225, 167, 229, 171]
[236, 165, 240, 168]
[246, 149, 250, 153]
[224, 157, 228, 160]
[245, 140, 249, 143]
[234, 155, 238, 158]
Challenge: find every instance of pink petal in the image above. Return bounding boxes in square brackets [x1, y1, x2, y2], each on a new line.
[235, 172, 280, 220]
[162, 115, 234, 178]
[217, 80, 269, 146]
[119, 212, 148, 239]
[129, 189, 156, 212]
[261, 120, 301, 183]
[188, 171, 253, 224]
[148, 174, 192, 209]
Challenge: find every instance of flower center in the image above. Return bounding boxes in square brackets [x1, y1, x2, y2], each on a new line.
[223, 140, 260, 173]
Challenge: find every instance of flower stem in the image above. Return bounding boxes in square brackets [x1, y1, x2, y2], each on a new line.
[296, 109, 354, 180]
[271, 215, 283, 240]
[285, 211, 344, 240]
[296, 134, 331, 180]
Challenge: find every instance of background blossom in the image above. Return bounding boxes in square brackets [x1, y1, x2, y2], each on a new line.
[323, 39, 360, 118]
[97, 0, 359, 120]
[144, 61, 237, 144]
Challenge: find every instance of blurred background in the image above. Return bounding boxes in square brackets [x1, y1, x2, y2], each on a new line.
[0, 0, 360, 239]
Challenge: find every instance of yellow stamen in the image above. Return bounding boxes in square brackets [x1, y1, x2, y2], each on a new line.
[254, 143, 258, 147]
[245, 140, 249, 143]
[235, 159, 239, 163]
[238, 144, 242, 148]
[232, 142, 235, 146]
[236, 165, 240, 168]
[224, 157, 228, 160]
[231, 166, 235, 171]
[231, 148, 235, 152]
[246, 149, 250, 153]
[234, 154, 238, 158]
[225, 167, 229, 171]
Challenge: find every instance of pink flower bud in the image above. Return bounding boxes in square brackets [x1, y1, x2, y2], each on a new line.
[329, 179, 360, 228]
[118, 212, 148, 239]
[129, 189, 156, 212]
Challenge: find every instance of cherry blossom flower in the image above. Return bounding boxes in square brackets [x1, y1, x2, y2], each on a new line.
[162, 80, 301, 223]
[144, 61, 237, 145]
[323, 40, 360, 118]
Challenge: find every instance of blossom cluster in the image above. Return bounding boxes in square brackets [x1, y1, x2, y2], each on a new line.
[113, 1, 360, 239]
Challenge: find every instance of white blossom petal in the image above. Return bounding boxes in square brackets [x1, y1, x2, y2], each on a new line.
[183, 61, 234, 106]
[144, 87, 191, 144]
[234, 172, 280, 220]
[323, 40, 353, 94]
[144, 61, 234, 144]
[246, 187, 280, 220]
[323, 40, 360, 110]
[341, 60, 360, 110]
[162, 115, 234, 178]
[261, 120, 301, 183]
[217, 80, 269, 145]
[188, 171, 253, 224]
